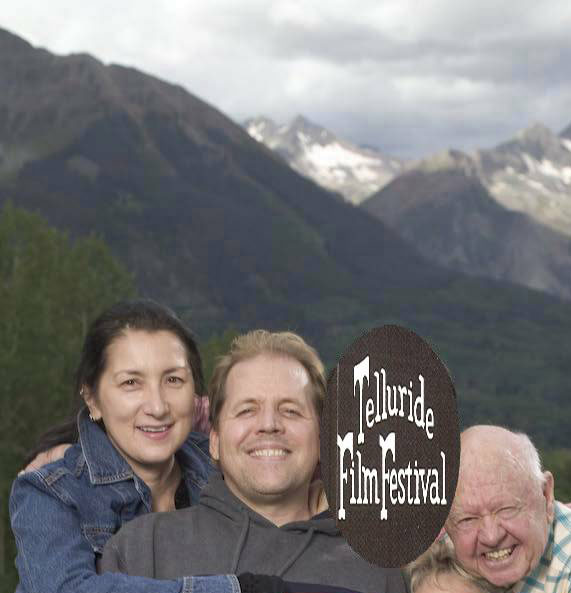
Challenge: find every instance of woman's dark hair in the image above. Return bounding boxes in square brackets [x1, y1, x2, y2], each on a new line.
[25, 300, 203, 465]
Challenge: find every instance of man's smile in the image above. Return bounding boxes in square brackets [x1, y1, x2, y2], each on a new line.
[483, 545, 516, 563]
[250, 448, 289, 457]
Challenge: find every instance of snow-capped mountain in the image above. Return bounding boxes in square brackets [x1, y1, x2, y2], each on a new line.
[411, 124, 571, 236]
[473, 123, 571, 236]
[362, 122, 571, 300]
[244, 115, 404, 204]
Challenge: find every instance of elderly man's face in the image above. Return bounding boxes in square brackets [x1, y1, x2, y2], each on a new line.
[447, 459, 554, 587]
[209, 353, 320, 517]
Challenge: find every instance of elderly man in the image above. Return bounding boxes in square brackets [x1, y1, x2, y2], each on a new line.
[99, 330, 406, 593]
[445, 425, 571, 593]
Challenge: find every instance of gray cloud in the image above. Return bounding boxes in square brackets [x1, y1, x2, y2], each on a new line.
[2, 0, 571, 157]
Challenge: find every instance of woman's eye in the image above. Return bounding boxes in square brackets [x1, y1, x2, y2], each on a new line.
[237, 407, 253, 416]
[167, 376, 183, 384]
[121, 378, 137, 388]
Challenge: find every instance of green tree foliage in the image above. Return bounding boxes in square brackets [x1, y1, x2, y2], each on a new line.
[0, 203, 135, 586]
[542, 449, 571, 502]
[199, 328, 239, 386]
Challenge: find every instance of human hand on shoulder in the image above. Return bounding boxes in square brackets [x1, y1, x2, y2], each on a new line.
[19, 444, 71, 474]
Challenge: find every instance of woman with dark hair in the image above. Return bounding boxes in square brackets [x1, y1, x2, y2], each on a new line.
[10, 300, 238, 593]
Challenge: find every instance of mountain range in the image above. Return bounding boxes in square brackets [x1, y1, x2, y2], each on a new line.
[2, 27, 571, 446]
[362, 124, 571, 300]
[0, 26, 435, 344]
[246, 113, 571, 301]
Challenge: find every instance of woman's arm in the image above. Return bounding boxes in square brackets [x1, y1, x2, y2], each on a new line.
[10, 476, 239, 593]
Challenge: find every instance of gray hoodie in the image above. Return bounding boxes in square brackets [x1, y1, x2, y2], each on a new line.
[100, 473, 406, 593]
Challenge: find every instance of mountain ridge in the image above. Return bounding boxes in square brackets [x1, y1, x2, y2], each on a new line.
[0, 26, 429, 335]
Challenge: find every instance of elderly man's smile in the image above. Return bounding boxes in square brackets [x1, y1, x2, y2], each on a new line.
[483, 545, 516, 562]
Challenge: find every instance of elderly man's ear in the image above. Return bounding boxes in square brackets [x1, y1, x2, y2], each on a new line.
[542, 471, 555, 523]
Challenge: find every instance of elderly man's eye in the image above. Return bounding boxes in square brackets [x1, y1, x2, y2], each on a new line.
[457, 516, 477, 529]
[497, 506, 519, 519]
[283, 408, 301, 416]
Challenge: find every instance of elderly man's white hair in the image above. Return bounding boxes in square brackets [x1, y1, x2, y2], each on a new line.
[511, 430, 545, 486]
[460, 425, 545, 486]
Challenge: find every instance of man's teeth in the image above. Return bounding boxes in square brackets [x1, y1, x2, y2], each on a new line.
[485, 547, 514, 561]
[139, 426, 169, 433]
[251, 449, 287, 457]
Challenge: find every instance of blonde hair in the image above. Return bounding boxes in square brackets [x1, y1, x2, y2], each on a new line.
[406, 538, 506, 593]
[208, 330, 325, 428]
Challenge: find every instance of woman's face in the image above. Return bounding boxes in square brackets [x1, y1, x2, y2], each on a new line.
[86, 329, 195, 479]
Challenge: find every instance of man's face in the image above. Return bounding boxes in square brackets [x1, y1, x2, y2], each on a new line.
[209, 353, 320, 515]
[447, 461, 554, 587]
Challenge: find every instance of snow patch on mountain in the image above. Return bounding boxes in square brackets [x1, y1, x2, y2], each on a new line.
[248, 125, 265, 143]
[471, 125, 571, 237]
[304, 141, 382, 170]
[408, 123, 571, 237]
[536, 159, 571, 184]
[244, 115, 404, 204]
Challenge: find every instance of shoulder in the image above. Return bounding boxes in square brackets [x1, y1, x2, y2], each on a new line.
[100, 506, 198, 578]
[106, 505, 196, 554]
[11, 443, 146, 555]
[552, 502, 571, 570]
[324, 532, 407, 591]
[554, 501, 571, 538]
[124, 504, 195, 533]
[11, 443, 87, 505]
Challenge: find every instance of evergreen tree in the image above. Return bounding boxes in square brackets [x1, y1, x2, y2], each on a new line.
[0, 203, 135, 587]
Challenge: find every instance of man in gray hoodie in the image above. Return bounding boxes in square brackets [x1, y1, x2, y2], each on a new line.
[100, 330, 407, 593]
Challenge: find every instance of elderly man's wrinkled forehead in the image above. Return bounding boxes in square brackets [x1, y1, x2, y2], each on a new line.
[458, 426, 536, 488]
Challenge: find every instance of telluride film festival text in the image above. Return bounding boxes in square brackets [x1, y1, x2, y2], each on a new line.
[337, 356, 447, 521]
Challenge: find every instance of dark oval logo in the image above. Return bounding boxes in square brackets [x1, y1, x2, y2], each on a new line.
[320, 325, 460, 567]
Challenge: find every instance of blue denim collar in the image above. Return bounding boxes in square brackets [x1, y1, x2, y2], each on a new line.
[77, 408, 135, 484]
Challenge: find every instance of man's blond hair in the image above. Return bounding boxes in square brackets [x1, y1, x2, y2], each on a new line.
[208, 330, 326, 428]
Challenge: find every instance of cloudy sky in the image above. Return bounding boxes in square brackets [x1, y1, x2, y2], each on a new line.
[3, 1, 571, 158]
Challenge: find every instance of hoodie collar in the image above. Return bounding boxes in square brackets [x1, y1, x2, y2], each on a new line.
[200, 472, 338, 534]
[199, 473, 336, 577]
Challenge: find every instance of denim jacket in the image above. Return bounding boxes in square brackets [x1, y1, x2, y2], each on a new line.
[10, 409, 240, 593]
